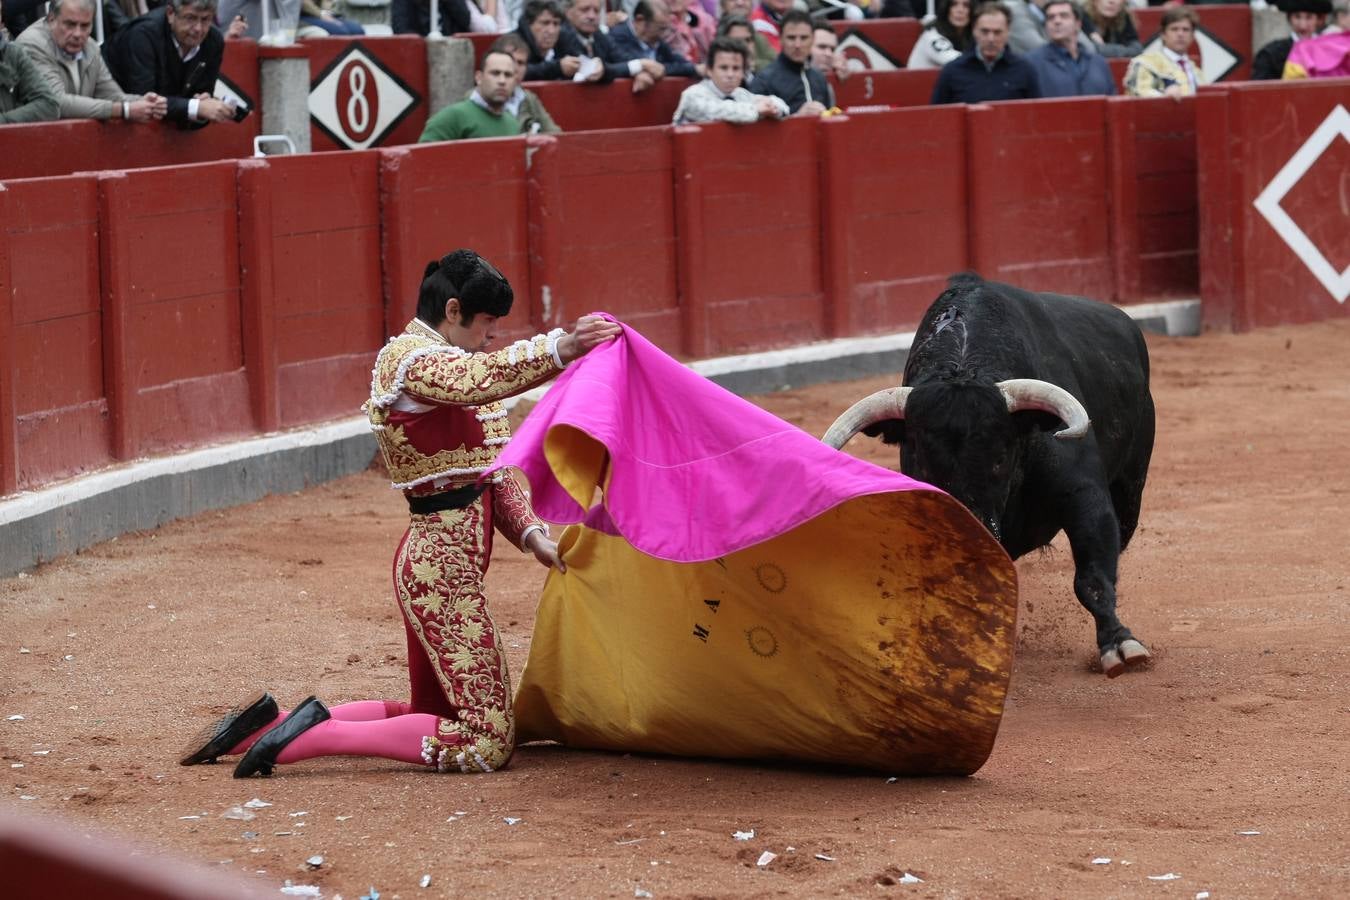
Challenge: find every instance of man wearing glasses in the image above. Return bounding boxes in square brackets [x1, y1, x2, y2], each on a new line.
[106, 0, 236, 127]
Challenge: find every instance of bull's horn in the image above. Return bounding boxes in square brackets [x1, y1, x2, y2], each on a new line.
[997, 379, 1091, 439]
[822, 387, 912, 449]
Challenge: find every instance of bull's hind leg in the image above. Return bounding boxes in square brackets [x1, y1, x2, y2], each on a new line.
[1065, 496, 1150, 677]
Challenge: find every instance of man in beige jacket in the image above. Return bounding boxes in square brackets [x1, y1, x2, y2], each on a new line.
[15, 0, 165, 120]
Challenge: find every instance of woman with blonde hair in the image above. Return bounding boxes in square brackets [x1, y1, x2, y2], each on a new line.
[1086, 0, 1141, 57]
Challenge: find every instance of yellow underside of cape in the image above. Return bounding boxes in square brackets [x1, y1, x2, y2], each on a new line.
[514, 490, 1018, 775]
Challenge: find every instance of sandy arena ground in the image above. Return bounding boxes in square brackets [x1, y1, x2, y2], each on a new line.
[3, 320, 1349, 899]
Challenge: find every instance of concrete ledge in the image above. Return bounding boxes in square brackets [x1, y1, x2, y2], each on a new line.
[1, 421, 376, 576]
[0, 298, 1198, 576]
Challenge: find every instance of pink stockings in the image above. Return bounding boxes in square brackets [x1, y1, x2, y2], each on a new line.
[227, 505, 517, 775]
[226, 700, 411, 755]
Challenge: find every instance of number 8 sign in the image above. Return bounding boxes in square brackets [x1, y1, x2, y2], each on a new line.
[310, 44, 421, 151]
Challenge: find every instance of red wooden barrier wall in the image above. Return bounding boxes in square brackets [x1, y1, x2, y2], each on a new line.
[526, 127, 681, 352]
[237, 151, 386, 430]
[525, 77, 688, 132]
[820, 106, 968, 336]
[377, 137, 535, 341]
[1198, 80, 1350, 331]
[0, 176, 113, 492]
[832, 68, 938, 109]
[967, 97, 1113, 300]
[1106, 95, 1198, 302]
[673, 118, 825, 357]
[98, 162, 253, 458]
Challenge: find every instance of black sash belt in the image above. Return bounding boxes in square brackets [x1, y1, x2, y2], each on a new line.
[407, 483, 486, 515]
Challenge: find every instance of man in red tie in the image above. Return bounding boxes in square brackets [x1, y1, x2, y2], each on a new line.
[1124, 6, 1206, 98]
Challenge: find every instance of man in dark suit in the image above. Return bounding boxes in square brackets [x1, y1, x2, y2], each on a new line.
[1252, 0, 1330, 79]
[605, 0, 699, 93]
[105, 0, 237, 128]
[931, 1, 1041, 104]
[563, 0, 628, 82]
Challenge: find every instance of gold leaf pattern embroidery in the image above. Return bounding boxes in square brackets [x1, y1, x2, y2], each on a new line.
[395, 498, 514, 774]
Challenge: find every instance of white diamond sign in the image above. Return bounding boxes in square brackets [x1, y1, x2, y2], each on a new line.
[309, 44, 419, 151]
[836, 31, 901, 73]
[1139, 26, 1240, 84]
[1252, 105, 1350, 304]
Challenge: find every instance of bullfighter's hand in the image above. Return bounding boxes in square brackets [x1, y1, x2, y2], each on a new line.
[557, 315, 622, 362]
[525, 530, 566, 572]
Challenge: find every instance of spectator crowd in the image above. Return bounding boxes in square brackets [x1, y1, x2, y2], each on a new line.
[5, 0, 1349, 130]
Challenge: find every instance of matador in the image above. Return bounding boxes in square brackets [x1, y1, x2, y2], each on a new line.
[180, 249, 620, 776]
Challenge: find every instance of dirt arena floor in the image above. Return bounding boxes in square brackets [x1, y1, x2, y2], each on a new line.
[3, 320, 1349, 899]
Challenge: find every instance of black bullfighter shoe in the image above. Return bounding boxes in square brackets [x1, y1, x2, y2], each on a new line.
[180, 692, 280, 766]
[233, 696, 331, 778]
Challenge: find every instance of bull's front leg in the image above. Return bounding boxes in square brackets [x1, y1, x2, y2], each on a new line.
[1064, 497, 1151, 678]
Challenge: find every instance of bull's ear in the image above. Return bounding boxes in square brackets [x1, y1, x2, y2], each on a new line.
[861, 419, 906, 446]
[1013, 409, 1065, 436]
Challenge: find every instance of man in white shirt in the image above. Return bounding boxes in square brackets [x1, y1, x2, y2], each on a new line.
[672, 35, 786, 123]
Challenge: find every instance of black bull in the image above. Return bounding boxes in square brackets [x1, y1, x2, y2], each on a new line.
[824, 275, 1156, 677]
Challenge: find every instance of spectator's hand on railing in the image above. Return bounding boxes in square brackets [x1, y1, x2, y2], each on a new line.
[797, 100, 827, 117]
[632, 70, 656, 93]
[226, 14, 248, 38]
[755, 96, 785, 119]
[1164, 84, 1184, 101]
[128, 94, 168, 122]
[638, 59, 666, 80]
[560, 56, 582, 78]
[198, 98, 237, 123]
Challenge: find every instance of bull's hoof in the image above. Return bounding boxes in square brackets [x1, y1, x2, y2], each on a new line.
[1100, 639, 1151, 677]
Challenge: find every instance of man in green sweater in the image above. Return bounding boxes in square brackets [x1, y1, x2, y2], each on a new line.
[419, 49, 520, 143]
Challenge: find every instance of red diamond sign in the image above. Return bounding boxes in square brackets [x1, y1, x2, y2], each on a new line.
[309, 43, 420, 151]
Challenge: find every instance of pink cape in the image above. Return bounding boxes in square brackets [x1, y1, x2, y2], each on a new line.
[488, 318, 939, 562]
[1284, 33, 1350, 78]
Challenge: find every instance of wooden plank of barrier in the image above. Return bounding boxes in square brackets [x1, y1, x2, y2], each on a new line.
[672, 118, 825, 358]
[97, 162, 252, 458]
[4, 175, 110, 490]
[526, 126, 680, 350]
[1196, 88, 1239, 331]
[820, 107, 969, 337]
[524, 78, 687, 132]
[967, 98, 1114, 301]
[0, 186, 15, 494]
[98, 172, 135, 461]
[832, 69, 939, 110]
[237, 159, 280, 433]
[265, 151, 385, 427]
[1106, 96, 1200, 303]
